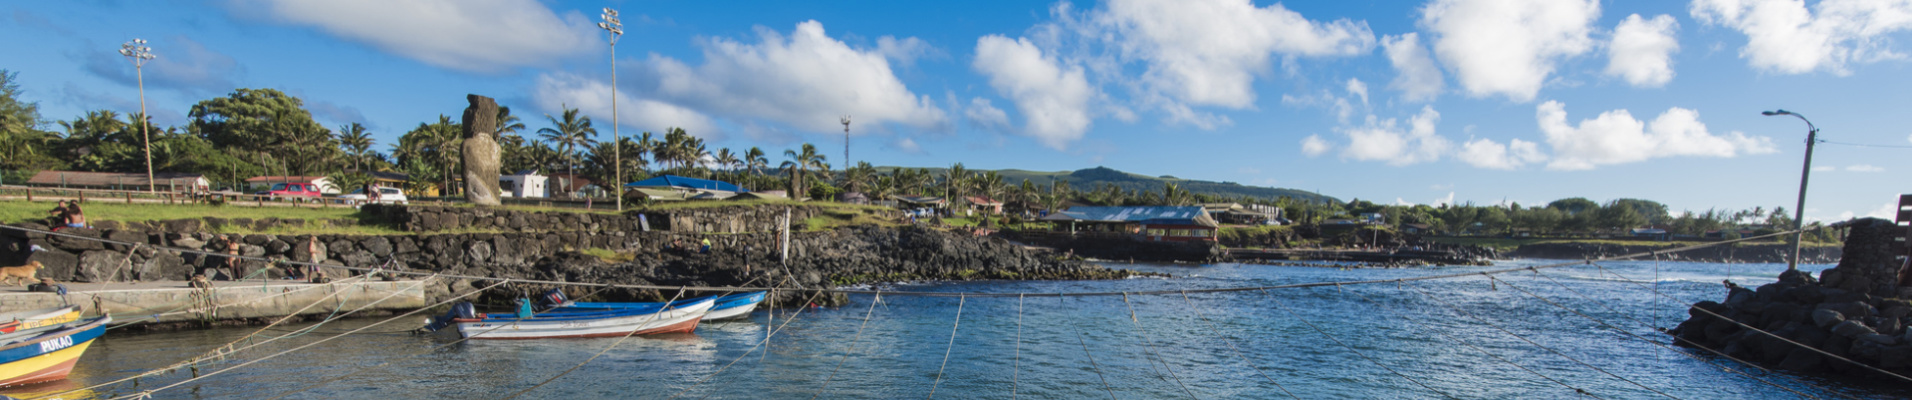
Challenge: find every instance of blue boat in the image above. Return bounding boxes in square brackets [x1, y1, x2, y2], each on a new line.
[544, 290, 767, 321]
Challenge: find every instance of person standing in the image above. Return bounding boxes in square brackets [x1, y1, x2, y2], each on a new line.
[304, 236, 328, 283]
[222, 235, 242, 280]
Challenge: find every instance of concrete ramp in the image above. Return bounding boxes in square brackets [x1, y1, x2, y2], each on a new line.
[0, 279, 433, 326]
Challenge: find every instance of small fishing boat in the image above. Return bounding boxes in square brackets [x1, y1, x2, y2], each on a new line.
[425, 298, 715, 340]
[0, 306, 82, 334]
[0, 315, 110, 387]
[545, 290, 768, 322]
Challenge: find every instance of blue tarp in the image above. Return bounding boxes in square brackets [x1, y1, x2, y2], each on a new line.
[624, 175, 748, 193]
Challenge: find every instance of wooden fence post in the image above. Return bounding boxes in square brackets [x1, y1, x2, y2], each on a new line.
[24, 188, 31, 202]
[125, 191, 132, 204]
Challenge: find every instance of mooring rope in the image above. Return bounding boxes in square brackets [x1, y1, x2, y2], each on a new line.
[110, 279, 512, 400]
[811, 291, 882, 399]
[260, 303, 555, 400]
[669, 290, 827, 400]
[1121, 293, 1197, 399]
[926, 294, 966, 399]
[1501, 272, 1834, 400]
[1063, 294, 1119, 400]
[1406, 283, 1678, 399]
[1266, 288, 1458, 400]
[1175, 290, 1301, 400]
[1337, 284, 1599, 399]
[1587, 262, 1912, 386]
[502, 287, 689, 399]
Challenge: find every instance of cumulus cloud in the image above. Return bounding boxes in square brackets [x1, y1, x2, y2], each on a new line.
[1458, 138, 1547, 169]
[1340, 105, 1450, 165]
[875, 36, 942, 66]
[1606, 14, 1680, 87]
[82, 36, 240, 96]
[1537, 100, 1777, 170]
[1423, 0, 1600, 101]
[1280, 91, 1356, 123]
[1346, 78, 1369, 106]
[1381, 33, 1444, 102]
[238, 0, 597, 73]
[532, 72, 718, 139]
[1847, 164, 1884, 172]
[964, 97, 1012, 132]
[892, 137, 923, 153]
[1095, 0, 1375, 109]
[1301, 134, 1332, 156]
[973, 35, 1096, 150]
[1691, 0, 1912, 74]
[637, 21, 947, 135]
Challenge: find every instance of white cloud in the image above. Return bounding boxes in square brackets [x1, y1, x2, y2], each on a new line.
[1423, 0, 1600, 101]
[1095, 0, 1375, 109]
[641, 21, 948, 134]
[1606, 14, 1681, 87]
[1847, 164, 1885, 172]
[1301, 134, 1333, 156]
[1691, 0, 1912, 75]
[1812, 165, 1836, 172]
[1381, 33, 1444, 102]
[1537, 100, 1778, 170]
[1435, 192, 1456, 207]
[964, 97, 1011, 131]
[875, 36, 941, 66]
[1345, 78, 1369, 106]
[973, 35, 1096, 150]
[1906, 133, 1912, 143]
[1341, 105, 1450, 165]
[1280, 91, 1356, 123]
[532, 72, 718, 139]
[1458, 137, 1547, 169]
[892, 137, 923, 153]
[241, 0, 596, 73]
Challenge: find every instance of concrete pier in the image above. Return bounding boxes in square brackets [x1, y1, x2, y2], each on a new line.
[0, 279, 433, 327]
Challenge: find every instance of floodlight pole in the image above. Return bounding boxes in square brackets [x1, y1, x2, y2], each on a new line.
[1762, 109, 1818, 272]
[120, 39, 157, 192]
[600, 9, 624, 212]
[841, 116, 852, 171]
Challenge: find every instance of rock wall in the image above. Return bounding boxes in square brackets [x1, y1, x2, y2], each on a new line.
[1667, 218, 1912, 374]
[1506, 241, 1841, 263]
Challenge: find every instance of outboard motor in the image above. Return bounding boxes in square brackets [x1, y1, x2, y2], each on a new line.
[422, 302, 478, 332]
[537, 289, 570, 311]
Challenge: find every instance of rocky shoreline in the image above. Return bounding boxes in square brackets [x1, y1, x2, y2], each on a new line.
[1506, 241, 1841, 264]
[1668, 218, 1911, 374]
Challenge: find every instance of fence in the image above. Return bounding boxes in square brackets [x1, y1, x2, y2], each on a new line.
[0, 185, 366, 209]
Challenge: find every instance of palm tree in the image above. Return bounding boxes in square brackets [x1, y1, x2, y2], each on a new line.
[495, 106, 526, 138]
[780, 143, 828, 198]
[538, 105, 598, 191]
[713, 148, 741, 177]
[745, 147, 768, 176]
[338, 123, 373, 172]
[943, 163, 971, 206]
[842, 161, 876, 193]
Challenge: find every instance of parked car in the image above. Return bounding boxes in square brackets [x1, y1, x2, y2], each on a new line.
[257, 182, 323, 200]
[339, 186, 408, 205]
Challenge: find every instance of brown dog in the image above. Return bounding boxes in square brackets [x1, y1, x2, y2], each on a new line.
[0, 261, 45, 286]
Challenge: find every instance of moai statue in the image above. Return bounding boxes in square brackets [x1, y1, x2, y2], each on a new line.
[462, 94, 503, 206]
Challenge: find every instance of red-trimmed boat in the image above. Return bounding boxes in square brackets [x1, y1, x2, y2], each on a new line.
[0, 315, 109, 387]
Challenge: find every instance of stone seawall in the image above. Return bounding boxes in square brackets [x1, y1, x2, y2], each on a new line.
[1668, 218, 1912, 374]
[1507, 242, 1841, 263]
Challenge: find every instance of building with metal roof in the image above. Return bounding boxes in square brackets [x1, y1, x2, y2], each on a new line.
[1039, 206, 1219, 242]
[625, 175, 747, 193]
[26, 171, 210, 192]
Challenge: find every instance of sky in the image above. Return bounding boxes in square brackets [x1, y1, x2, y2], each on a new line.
[5, 0, 1912, 222]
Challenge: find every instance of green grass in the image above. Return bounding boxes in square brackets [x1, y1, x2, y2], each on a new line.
[577, 247, 635, 263]
[0, 201, 363, 224]
[801, 209, 901, 231]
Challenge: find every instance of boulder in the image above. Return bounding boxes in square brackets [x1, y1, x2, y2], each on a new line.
[1833, 320, 1878, 338]
[75, 250, 132, 282]
[467, 241, 493, 263]
[170, 237, 205, 250]
[24, 248, 77, 282]
[1812, 309, 1845, 329]
[265, 239, 291, 255]
[240, 244, 266, 258]
[361, 237, 394, 256]
[104, 230, 146, 251]
[163, 219, 201, 234]
[1860, 333, 1899, 346]
[48, 228, 105, 251]
[137, 251, 190, 281]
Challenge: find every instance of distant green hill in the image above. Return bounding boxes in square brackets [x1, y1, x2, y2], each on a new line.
[876, 166, 1338, 204]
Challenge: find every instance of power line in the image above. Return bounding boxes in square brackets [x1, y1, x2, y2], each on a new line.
[1818, 140, 1912, 149]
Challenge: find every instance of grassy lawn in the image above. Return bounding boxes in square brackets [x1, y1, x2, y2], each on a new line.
[803, 208, 901, 231]
[0, 201, 363, 224]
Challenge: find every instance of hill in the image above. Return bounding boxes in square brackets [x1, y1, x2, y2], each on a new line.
[877, 166, 1337, 204]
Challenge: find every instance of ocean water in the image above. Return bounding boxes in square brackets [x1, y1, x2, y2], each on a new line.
[9, 259, 1907, 399]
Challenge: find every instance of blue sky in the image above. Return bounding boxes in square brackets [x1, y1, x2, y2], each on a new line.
[6, 0, 1912, 221]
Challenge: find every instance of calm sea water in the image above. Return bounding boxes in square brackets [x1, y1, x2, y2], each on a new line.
[9, 259, 1907, 399]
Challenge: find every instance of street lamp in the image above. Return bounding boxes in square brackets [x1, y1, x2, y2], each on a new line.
[840, 115, 851, 173]
[599, 8, 623, 212]
[119, 39, 157, 192]
[1762, 109, 1818, 272]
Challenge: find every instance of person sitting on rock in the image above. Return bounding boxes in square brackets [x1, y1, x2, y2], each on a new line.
[62, 202, 86, 229]
[46, 200, 69, 228]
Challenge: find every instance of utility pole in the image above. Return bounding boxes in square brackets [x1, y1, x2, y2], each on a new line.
[600, 8, 624, 212]
[1762, 109, 1818, 272]
[120, 39, 156, 192]
[841, 115, 852, 173]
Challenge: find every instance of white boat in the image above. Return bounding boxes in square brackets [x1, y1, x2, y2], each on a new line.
[447, 298, 715, 340]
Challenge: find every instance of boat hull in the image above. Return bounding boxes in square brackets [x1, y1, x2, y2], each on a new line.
[561, 291, 766, 322]
[0, 316, 109, 388]
[703, 302, 759, 321]
[455, 299, 713, 340]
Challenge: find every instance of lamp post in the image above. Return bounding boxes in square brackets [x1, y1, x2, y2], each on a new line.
[599, 9, 623, 212]
[119, 39, 156, 192]
[1762, 109, 1818, 272]
[840, 115, 851, 174]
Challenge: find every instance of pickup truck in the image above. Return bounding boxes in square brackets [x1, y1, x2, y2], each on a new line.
[257, 182, 324, 200]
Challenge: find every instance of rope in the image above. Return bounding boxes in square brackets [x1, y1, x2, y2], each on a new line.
[260, 300, 554, 400]
[926, 294, 965, 399]
[38, 275, 385, 398]
[502, 287, 689, 399]
[1337, 284, 1598, 399]
[0, 224, 1810, 298]
[1510, 271, 1840, 399]
[108, 279, 511, 400]
[669, 290, 827, 400]
[1265, 288, 1457, 400]
[1175, 290, 1300, 400]
[1062, 294, 1117, 400]
[1405, 283, 1678, 399]
[1013, 294, 1024, 400]
[1121, 293, 1197, 399]
[811, 292, 882, 399]
[1587, 262, 1912, 386]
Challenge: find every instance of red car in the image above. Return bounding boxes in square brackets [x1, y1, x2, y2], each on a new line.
[258, 182, 324, 199]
